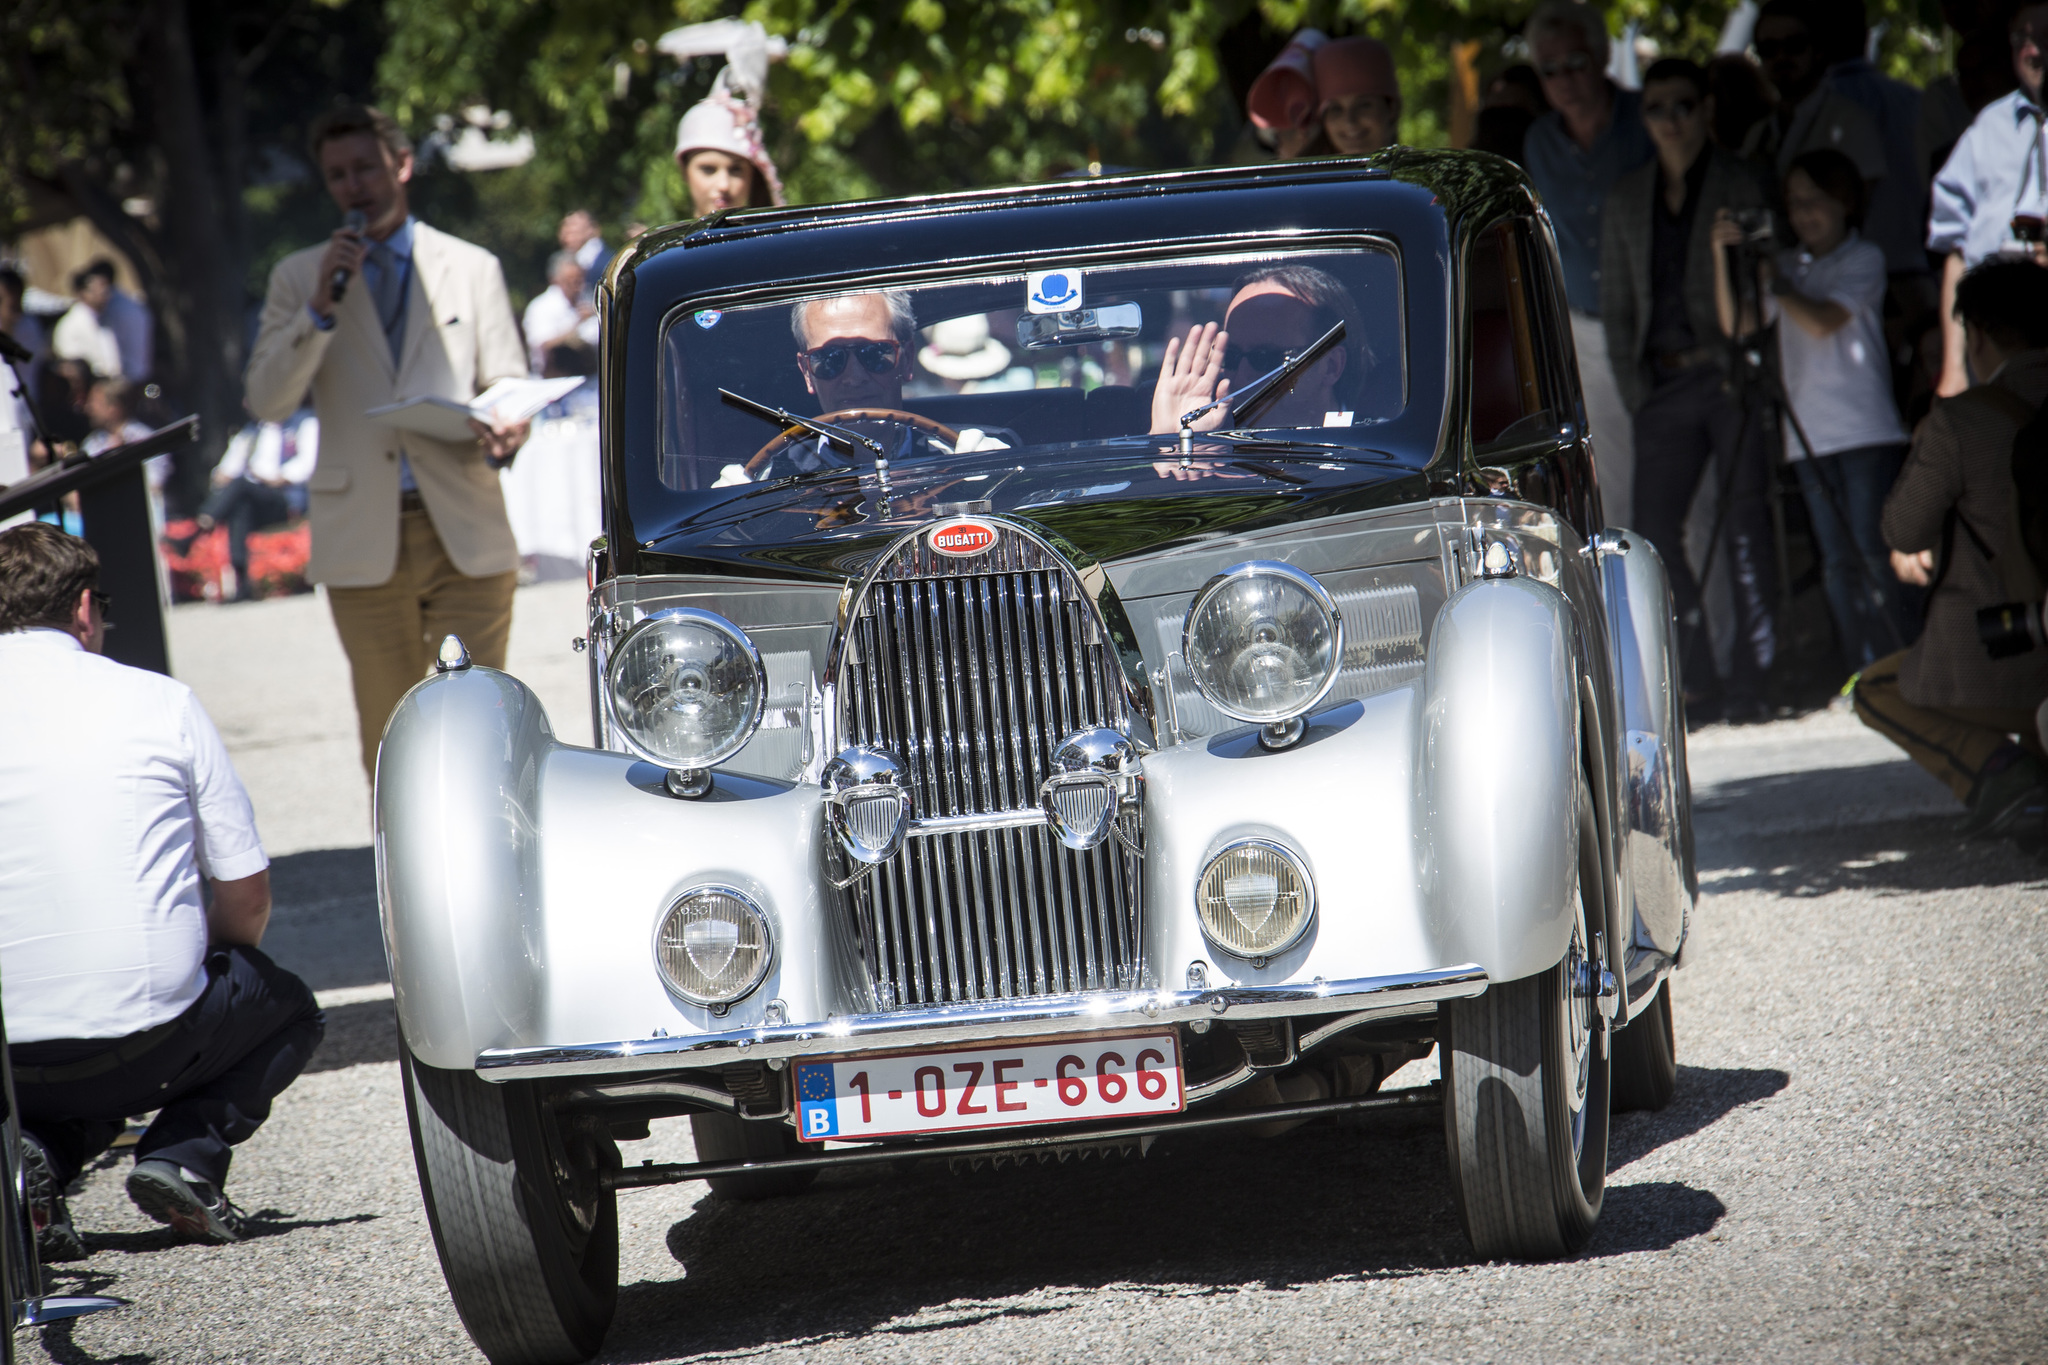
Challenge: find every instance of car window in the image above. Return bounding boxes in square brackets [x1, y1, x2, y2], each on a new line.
[1467, 221, 1560, 451]
[656, 247, 1405, 493]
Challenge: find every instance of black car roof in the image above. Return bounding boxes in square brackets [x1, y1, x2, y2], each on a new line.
[611, 147, 1537, 308]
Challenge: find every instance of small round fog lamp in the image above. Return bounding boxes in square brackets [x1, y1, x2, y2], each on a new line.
[1194, 840, 1315, 960]
[654, 886, 773, 1007]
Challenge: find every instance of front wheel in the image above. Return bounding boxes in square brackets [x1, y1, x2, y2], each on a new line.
[1441, 788, 1611, 1259]
[402, 1052, 620, 1365]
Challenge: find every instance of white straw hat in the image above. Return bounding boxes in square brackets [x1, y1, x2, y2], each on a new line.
[674, 93, 784, 207]
[918, 316, 1012, 380]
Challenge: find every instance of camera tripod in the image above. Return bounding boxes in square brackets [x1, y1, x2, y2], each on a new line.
[1684, 245, 1913, 696]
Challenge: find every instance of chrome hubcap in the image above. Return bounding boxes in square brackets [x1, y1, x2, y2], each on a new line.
[1559, 887, 1595, 1161]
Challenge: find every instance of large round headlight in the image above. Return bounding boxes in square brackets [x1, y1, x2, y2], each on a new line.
[654, 886, 773, 1006]
[1195, 840, 1315, 960]
[1181, 562, 1343, 724]
[605, 608, 765, 768]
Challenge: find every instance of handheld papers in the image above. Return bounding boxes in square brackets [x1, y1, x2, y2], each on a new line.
[367, 376, 585, 442]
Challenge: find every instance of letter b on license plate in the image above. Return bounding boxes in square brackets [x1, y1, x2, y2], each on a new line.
[793, 1032, 1183, 1142]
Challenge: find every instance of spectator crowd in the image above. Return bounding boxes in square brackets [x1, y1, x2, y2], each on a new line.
[1240, 0, 2048, 849]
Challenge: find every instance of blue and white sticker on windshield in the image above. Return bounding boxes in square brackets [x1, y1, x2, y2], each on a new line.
[694, 309, 723, 329]
[1026, 270, 1083, 315]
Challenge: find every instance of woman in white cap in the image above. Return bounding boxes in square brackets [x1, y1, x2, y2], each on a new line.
[674, 93, 785, 219]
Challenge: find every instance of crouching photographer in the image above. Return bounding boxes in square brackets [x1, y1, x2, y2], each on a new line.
[1852, 259, 2048, 838]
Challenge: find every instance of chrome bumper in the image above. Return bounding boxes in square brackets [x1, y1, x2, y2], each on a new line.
[473, 965, 1489, 1080]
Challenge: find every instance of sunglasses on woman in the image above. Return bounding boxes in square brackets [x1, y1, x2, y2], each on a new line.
[1224, 343, 1299, 373]
[800, 340, 902, 381]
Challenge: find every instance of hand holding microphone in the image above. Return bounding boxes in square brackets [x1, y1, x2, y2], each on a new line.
[315, 209, 369, 318]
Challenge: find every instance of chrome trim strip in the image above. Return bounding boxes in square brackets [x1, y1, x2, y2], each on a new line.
[907, 807, 1049, 837]
[475, 965, 1489, 1078]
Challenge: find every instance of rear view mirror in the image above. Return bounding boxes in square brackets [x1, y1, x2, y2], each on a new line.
[1016, 302, 1143, 350]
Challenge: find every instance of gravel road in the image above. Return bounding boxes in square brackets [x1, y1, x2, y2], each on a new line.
[25, 585, 2047, 1364]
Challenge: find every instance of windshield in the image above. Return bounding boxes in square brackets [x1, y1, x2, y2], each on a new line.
[656, 246, 1405, 494]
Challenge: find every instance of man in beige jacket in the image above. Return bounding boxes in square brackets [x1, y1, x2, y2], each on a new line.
[246, 104, 530, 776]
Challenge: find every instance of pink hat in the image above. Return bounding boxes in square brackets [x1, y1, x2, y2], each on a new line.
[1246, 29, 1327, 130]
[674, 92, 785, 207]
[1312, 36, 1400, 103]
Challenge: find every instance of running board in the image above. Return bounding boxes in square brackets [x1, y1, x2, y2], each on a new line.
[604, 1083, 1441, 1190]
[18, 1294, 127, 1327]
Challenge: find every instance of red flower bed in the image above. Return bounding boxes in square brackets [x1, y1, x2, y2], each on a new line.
[162, 518, 312, 602]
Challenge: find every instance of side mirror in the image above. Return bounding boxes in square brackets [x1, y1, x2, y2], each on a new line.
[1016, 301, 1143, 350]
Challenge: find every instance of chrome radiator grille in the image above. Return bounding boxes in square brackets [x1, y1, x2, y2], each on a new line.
[837, 530, 1143, 1006]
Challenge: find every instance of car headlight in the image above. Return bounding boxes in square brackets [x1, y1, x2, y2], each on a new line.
[1195, 839, 1315, 960]
[605, 608, 765, 769]
[654, 886, 773, 1007]
[1182, 561, 1343, 725]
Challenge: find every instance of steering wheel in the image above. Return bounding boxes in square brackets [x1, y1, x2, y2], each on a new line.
[743, 408, 961, 477]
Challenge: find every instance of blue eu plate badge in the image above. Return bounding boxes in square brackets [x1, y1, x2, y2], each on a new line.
[1026, 270, 1082, 315]
[796, 1062, 838, 1138]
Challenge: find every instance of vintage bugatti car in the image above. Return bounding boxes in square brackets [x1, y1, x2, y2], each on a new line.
[379, 147, 1694, 1364]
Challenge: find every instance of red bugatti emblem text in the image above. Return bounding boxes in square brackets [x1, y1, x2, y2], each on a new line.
[929, 521, 998, 557]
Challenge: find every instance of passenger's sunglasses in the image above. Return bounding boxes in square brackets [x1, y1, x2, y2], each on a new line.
[1755, 36, 1811, 60]
[2012, 24, 2046, 51]
[800, 340, 901, 381]
[1643, 98, 1701, 123]
[1536, 51, 1595, 78]
[1224, 343, 1298, 373]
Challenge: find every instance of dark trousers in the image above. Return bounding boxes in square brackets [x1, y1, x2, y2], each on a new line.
[198, 479, 294, 575]
[1793, 443, 1917, 673]
[1631, 365, 1778, 697]
[11, 945, 324, 1189]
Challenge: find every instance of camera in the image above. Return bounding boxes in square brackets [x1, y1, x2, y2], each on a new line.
[1728, 207, 1775, 242]
[1979, 600, 2047, 658]
[2012, 214, 2047, 245]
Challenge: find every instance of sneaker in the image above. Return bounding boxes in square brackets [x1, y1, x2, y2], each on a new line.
[20, 1135, 86, 1262]
[126, 1159, 245, 1244]
[1962, 758, 2048, 839]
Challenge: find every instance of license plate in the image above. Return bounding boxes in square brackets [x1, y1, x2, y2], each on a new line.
[793, 1031, 1184, 1142]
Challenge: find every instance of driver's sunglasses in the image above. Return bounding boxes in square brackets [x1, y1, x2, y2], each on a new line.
[1536, 51, 1595, 78]
[1755, 36, 1810, 60]
[800, 340, 901, 381]
[1224, 343, 1298, 373]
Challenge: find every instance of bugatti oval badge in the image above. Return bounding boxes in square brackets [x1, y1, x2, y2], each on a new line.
[929, 520, 998, 558]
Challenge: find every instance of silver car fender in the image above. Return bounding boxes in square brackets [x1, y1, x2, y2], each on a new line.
[1420, 574, 1581, 983]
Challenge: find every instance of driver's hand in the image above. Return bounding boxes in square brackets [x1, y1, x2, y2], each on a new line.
[1149, 323, 1232, 435]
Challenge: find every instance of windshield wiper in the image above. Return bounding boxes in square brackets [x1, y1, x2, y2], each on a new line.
[1175, 320, 1345, 466]
[719, 388, 885, 460]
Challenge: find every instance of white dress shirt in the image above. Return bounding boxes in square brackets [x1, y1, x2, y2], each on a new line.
[521, 285, 597, 374]
[0, 629, 267, 1043]
[52, 303, 122, 379]
[1929, 89, 2048, 266]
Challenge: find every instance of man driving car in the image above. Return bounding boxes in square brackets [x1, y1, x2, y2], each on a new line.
[719, 290, 1012, 485]
[1149, 265, 1365, 437]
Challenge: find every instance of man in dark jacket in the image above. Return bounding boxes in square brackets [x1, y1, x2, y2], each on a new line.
[1854, 260, 2048, 836]
[1600, 56, 1778, 715]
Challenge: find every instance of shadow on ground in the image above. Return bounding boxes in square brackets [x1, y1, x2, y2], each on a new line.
[592, 1066, 1763, 1362]
[262, 847, 384, 993]
[306, 999, 399, 1074]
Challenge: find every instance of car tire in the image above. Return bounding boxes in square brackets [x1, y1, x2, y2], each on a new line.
[402, 1051, 619, 1365]
[1441, 785, 1611, 1260]
[690, 1111, 819, 1200]
[1611, 979, 1678, 1112]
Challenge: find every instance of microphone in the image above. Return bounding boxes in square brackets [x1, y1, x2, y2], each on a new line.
[330, 209, 368, 303]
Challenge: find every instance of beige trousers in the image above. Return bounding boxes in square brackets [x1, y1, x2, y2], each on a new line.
[327, 508, 516, 777]
[1851, 650, 2045, 803]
